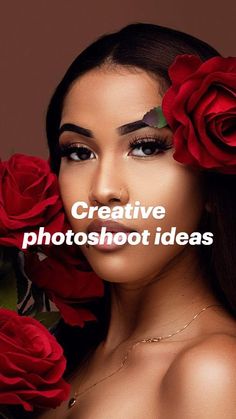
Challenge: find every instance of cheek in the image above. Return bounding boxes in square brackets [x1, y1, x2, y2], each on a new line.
[157, 168, 205, 234]
[127, 162, 204, 236]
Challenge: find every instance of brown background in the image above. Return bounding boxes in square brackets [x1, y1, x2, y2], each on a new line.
[1, 0, 235, 159]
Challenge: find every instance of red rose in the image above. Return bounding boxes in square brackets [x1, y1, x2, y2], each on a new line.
[0, 154, 65, 249]
[162, 55, 236, 174]
[0, 308, 70, 411]
[24, 244, 104, 326]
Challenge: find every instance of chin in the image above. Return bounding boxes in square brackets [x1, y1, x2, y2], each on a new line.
[81, 243, 180, 284]
[90, 262, 136, 283]
[83, 252, 158, 285]
[83, 254, 134, 283]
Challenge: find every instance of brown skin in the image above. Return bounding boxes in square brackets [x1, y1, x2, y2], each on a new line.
[39, 68, 236, 418]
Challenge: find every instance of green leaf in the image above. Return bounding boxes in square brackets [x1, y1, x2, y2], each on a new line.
[154, 106, 168, 129]
[34, 311, 61, 329]
[16, 274, 29, 305]
[142, 106, 168, 129]
[0, 266, 18, 310]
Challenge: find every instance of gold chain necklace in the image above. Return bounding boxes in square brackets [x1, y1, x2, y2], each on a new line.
[68, 303, 222, 409]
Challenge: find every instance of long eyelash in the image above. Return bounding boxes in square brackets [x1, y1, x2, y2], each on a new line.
[58, 136, 172, 159]
[58, 143, 89, 158]
[128, 135, 172, 151]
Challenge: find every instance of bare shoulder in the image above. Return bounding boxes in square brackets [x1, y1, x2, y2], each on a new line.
[159, 333, 236, 419]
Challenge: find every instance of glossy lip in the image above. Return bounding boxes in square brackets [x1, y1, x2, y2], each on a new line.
[86, 219, 137, 252]
[86, 219, 136, 234]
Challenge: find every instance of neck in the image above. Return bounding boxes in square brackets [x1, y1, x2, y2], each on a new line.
[102, 247, 218, 354]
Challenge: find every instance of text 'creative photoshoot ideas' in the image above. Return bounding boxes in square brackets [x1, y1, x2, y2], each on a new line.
[22, 200, 214, 249]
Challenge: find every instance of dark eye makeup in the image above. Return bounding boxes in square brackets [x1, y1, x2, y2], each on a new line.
[59, 144, 94, 161]
[58, 135, 172, 162]
[128, 135, 172, 157]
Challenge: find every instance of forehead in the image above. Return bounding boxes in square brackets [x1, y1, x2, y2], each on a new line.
[61, 68, 163, 126]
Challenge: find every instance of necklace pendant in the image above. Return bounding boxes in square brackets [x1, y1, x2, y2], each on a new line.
[68, 397, 77, 409]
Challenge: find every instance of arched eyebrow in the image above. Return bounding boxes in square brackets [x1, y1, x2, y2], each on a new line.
[58, 123, 93, 138]
[118, 121, 148, 135]
[58, 120, 149, 138]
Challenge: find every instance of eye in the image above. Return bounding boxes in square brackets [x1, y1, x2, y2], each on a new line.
[59, 144, 96, 162]
[128, 137, 172, 158]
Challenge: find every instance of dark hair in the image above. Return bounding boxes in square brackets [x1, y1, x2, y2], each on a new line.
[45, 23, 236, 380]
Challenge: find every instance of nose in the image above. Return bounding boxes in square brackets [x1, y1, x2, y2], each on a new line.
[88, 161, 129, 207]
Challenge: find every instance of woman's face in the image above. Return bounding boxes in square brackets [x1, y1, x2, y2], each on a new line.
[58, 67, 205, 285]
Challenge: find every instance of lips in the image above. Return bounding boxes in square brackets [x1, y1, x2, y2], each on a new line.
[86, 219, 136, 234]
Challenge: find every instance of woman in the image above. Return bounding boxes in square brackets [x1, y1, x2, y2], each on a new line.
[38, 23, 236, 418]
